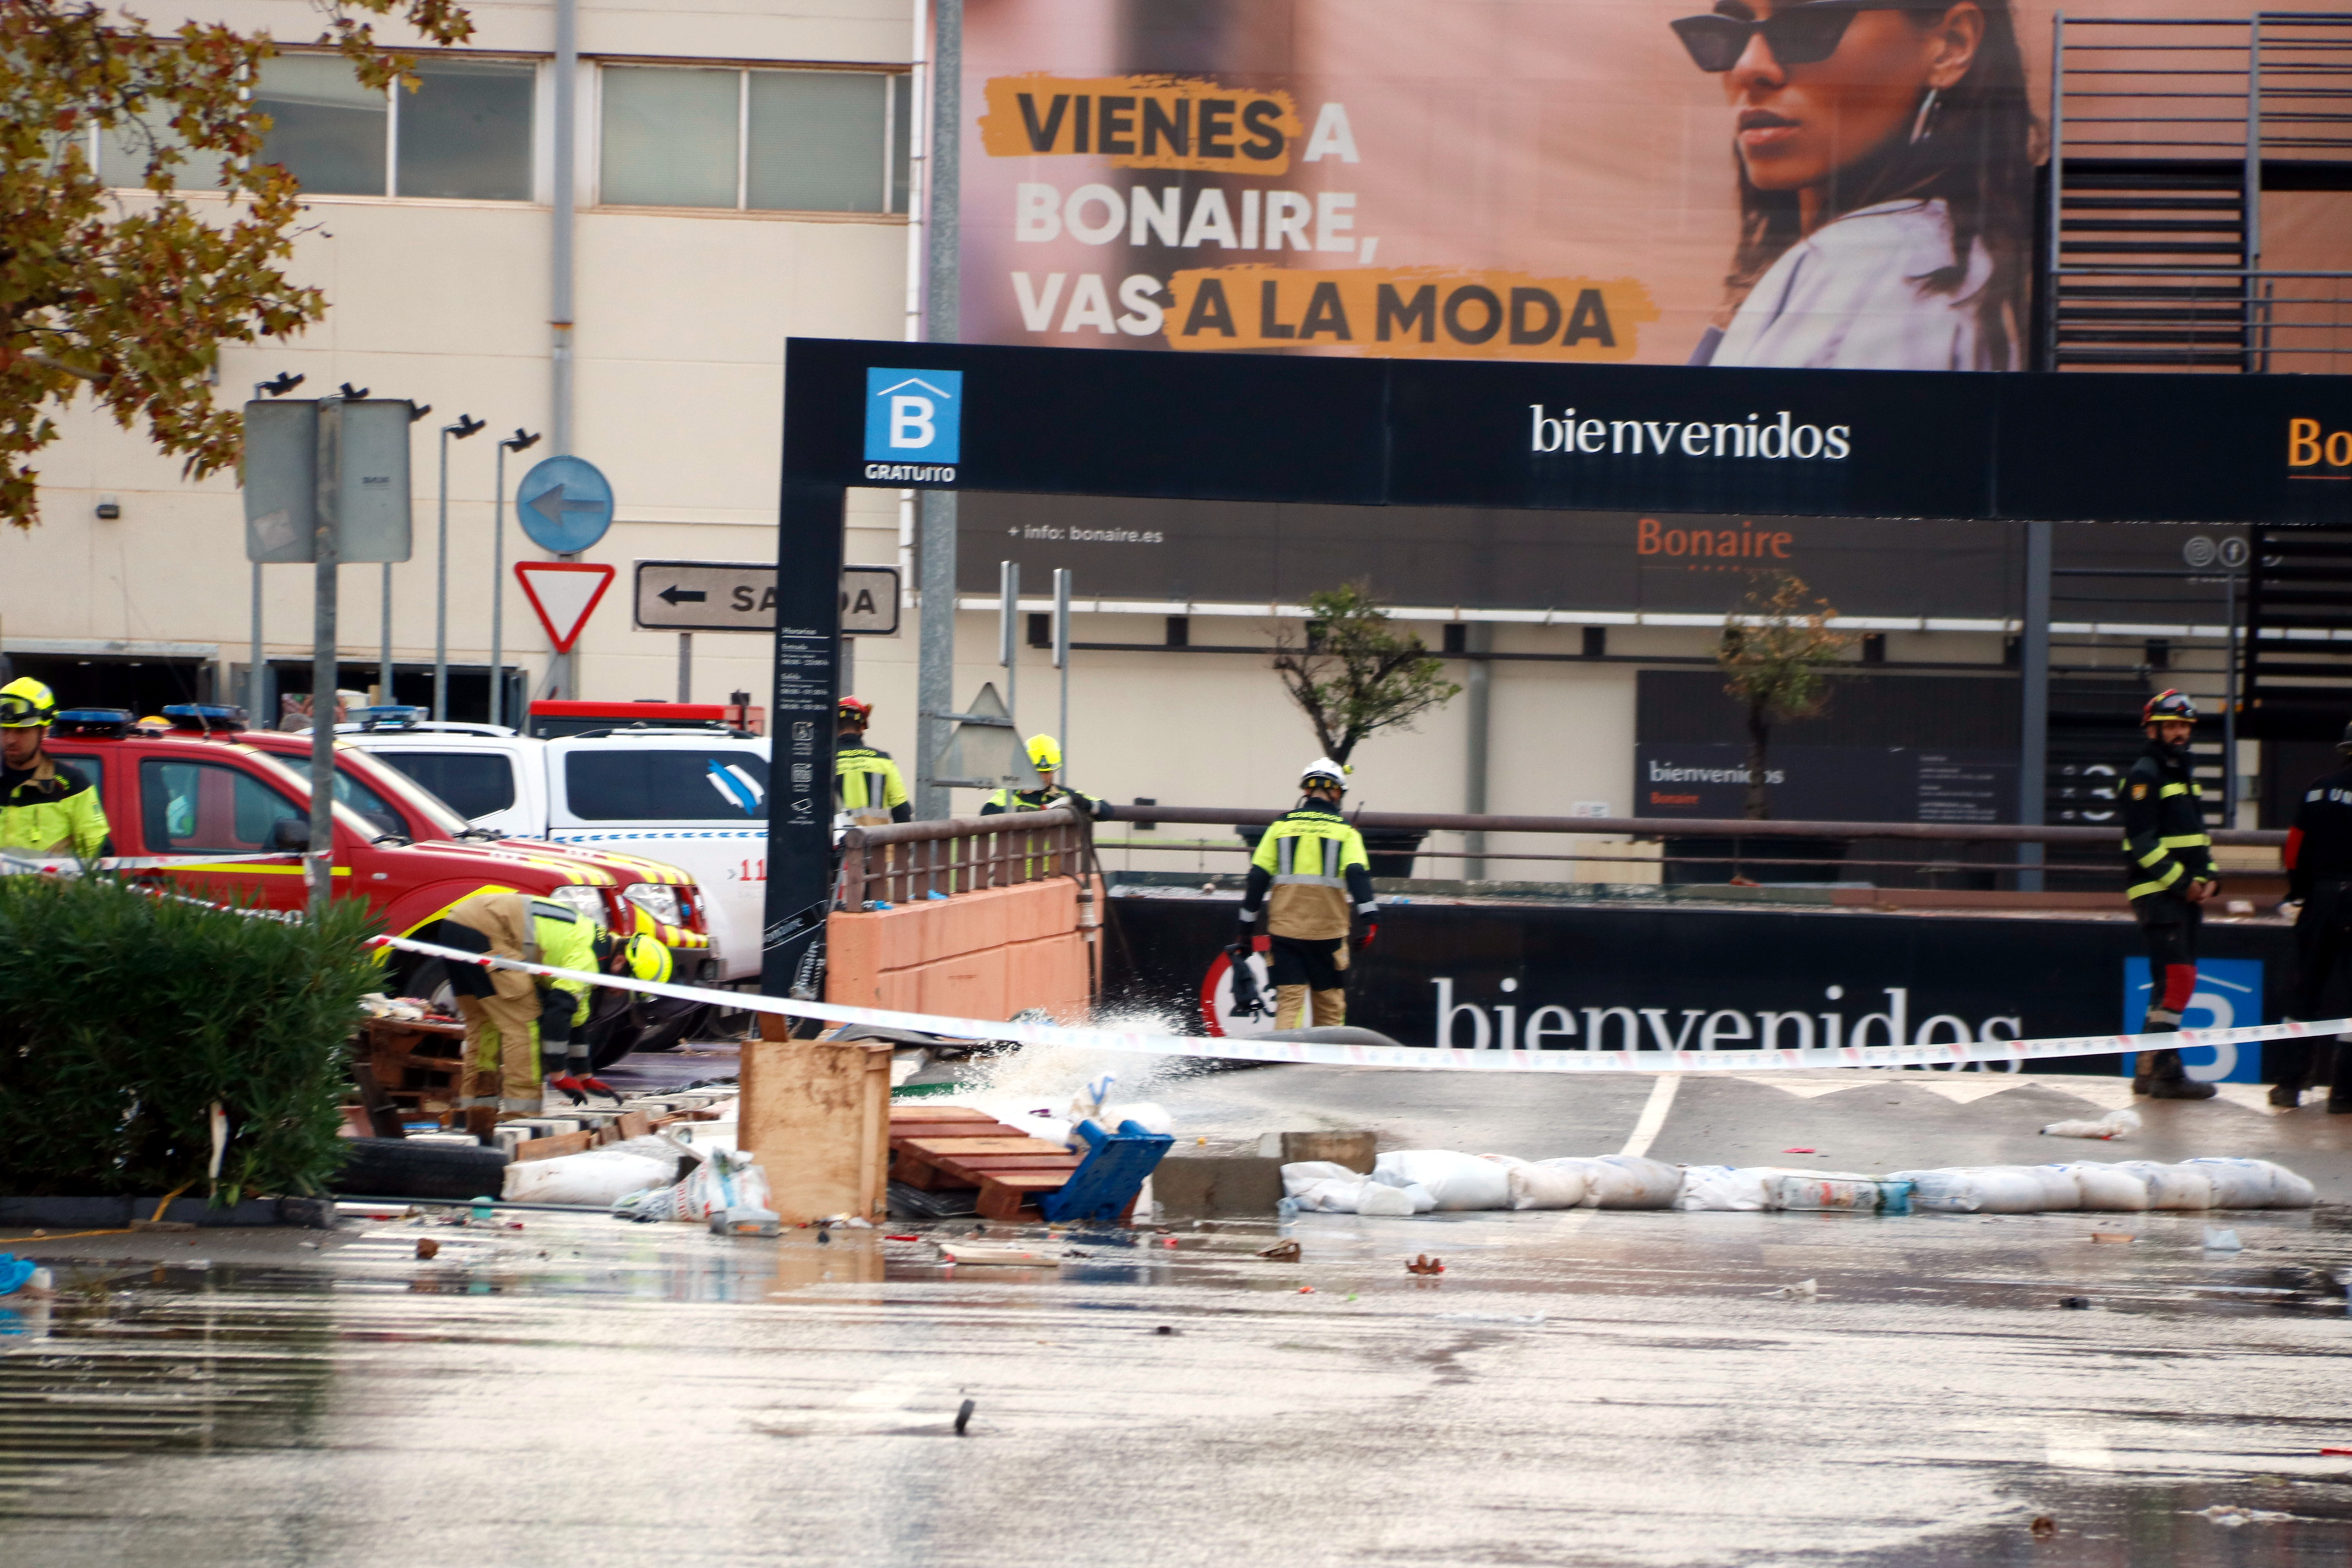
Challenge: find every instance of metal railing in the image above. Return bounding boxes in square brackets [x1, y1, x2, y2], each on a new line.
[1091, 806, 2284, 885]
[836, 808, 1090, 907]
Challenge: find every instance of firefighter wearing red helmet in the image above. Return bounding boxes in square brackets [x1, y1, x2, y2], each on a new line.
[834, 696, 910, 824]
[2119, 689, 2219, 1099]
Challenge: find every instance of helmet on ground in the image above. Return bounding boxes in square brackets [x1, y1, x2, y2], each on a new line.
[1300, 756, 1349, 791]
[619, 933, 673, 986]
[0, 677, 57, 728]
[1026, 734, 1062, 770]
[837, 696, 873, 727]
[2142, 689, 2197, 726]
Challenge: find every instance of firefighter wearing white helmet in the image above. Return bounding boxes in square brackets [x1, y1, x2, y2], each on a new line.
[1237, 758, 1378, 1030]
[981, 734, 1100, 818]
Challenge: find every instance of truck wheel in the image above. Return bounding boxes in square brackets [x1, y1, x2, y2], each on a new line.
[333, 1137, 508, 1201]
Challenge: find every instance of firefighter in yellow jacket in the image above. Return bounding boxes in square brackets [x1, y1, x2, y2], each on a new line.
[1237, 758, 1379, 1030]
[834, 696, 911, 824]
[428, 891, 672, 1130]
[1, 678, 110, 859]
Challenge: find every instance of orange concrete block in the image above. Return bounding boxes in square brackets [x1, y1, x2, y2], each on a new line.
[1001, 880, 1074, 945]
[1004, 932, 1088, 1020]
[916, 944, 1008, 1023]
[875, 968, 923, 1014]
[925, 885, 1012, 964]
[824, 912, 884, 1005]
[873, 901, 928, 972]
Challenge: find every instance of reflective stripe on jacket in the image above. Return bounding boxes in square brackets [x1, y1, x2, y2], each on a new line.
[0, 754, 109, 859]
[835, 745, 910, 820]
[981, 785, 1098, 816]
[1241, 806, 1376, 941]
[2119, 739, 2213, 901]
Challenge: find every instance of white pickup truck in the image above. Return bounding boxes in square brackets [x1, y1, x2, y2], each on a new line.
[345, 720, 771, 985]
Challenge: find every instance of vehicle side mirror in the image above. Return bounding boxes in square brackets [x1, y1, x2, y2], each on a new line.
[266, 817, 311, 853]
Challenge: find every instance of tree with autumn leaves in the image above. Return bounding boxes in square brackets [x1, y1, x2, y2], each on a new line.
[0, 0, 470, 530]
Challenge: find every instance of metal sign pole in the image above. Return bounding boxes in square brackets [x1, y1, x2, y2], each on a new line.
[677, 632, 693, 702]
[378, 564, 393, 703]
[1053, 567, 1071, 765]
[999, 559, 1018, 736]
[308, 400, 344, 920]
[758, 480, 847, 1008]
[491, 440, 507, 727]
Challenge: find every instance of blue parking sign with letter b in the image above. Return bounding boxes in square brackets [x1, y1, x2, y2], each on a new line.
[864, 369, 962, 462]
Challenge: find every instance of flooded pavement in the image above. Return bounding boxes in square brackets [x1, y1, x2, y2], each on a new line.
[5, 1059, 2351, 1565]
[3, 1199, 2349, 1567]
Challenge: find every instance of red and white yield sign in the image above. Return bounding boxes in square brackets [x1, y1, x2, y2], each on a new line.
[515, 560, 616, 653]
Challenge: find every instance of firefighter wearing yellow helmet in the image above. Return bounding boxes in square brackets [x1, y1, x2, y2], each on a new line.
[980, 734, 1101, 818]
[1237, 758, 1378, 1030]
[1, 677, 111, 860]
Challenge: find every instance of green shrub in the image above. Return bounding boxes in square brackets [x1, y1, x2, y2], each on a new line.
[0, 874, 378, 1202]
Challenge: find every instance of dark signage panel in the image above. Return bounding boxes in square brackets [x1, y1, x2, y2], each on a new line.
[1634, 745, 2019, 825]
[782, 336, 2352, 526]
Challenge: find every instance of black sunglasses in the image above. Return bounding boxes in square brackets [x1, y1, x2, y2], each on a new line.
[1670, 1, 1948, 72]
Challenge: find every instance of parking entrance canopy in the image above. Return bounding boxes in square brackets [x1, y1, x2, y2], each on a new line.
[787, 337, 2352, 525]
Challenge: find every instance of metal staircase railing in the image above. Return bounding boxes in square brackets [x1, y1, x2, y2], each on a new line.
[2045, 12, 2352, 370]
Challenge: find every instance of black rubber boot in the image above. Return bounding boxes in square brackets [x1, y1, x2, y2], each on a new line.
[2144, 1049, 2218, 1100]
[2269, 1080, 2305, 1108]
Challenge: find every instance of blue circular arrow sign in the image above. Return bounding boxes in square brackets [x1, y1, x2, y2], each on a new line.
[515, 455, 614, 554]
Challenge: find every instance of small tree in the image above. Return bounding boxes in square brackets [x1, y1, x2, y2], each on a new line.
[1271, 581, 1461, 767]
[1717, 573, 1851, 819]
[0, 0, 472, 531]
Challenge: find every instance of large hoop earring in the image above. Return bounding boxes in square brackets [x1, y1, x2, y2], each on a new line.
[1909, 86, 1941, 145]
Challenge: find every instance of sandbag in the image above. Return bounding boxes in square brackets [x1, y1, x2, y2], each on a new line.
[1677, 1166, 1826, 1212]
[2062, 1163, 2152, 1211]
[612, 1147, 771, 1223]
[2115, 1161, 2215, 1210]
[1770, 1174, 1913, 1215]
[1888, 1167, 2050, 1213]
[2185, 1157, 2317, 1209]
[504, 1150, 677, 1206]
[1536, 1155, 1681, 1210]
[1475, 1152, 1528, 1168]
[1507, 1163, 1588, 1211]
[1281, 1161, 1360, 1199]
[1293, 1177, 1364, 1213]
[1356, 1183, 1418, 1216]
[1372, 1150, 1511, 1211]
[2013, 1164, 2084, 1210]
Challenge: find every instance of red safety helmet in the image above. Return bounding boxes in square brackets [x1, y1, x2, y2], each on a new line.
[2142, 689, 2197, 726]
[837, 696, 873, 726]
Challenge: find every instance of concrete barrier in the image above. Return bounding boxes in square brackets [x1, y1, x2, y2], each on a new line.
[826, 876, 1098, 1022]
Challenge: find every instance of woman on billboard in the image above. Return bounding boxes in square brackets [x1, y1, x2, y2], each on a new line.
[1674, 0, 2033, 371]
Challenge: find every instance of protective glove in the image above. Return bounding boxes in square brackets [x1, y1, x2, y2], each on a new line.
[579, 1076, 623, 1105]
[547, 1075, 589, 1107]
[1356, 922, 1378, 949]
[1250, 934, 1271, 954]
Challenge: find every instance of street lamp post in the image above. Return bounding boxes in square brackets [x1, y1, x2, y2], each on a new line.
[490, 428, 541, 729]
[249, 372, 304, 721]
[433, 413, 486, 721]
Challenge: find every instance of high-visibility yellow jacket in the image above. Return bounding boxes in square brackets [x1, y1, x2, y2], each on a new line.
[1240, 805, 1376, 941]
[2120, 739, 2213, 902]
[835, 744, 911, 822]
[980, 785, 1099, 817]
[445, 891, 598, 1029]
[1, 753, 110, 859]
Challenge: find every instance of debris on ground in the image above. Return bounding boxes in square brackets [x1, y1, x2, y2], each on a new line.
[2203, 1227, 2243, 1251]
[2059, 1297, 2091, 1309]
[2193, 1505, 2301, 1527]
[1406, 1254, 1444, 1275]
[1765, 1278, 1819, 1300]
[2029, 1516, 2056, 1539]
[1257, 1240, 1302, 1261]
[954, 1398, 975, 1435]
[2092, 1232, 2137, 1244]
[2040, 1108, 2141, 1141]
[415, 1238, 439, 1260]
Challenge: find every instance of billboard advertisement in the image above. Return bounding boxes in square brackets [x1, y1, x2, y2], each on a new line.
[959, 0, 2274, 370]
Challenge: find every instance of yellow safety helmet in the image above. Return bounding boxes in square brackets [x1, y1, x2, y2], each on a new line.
[1026, 734, 1063, 771]
[0, 677, 57, 729]
[620, 933, 674, 986]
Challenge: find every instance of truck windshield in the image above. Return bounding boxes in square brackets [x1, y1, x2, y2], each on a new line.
[564, 749, 770, 821]
[259, 751, 473, 839]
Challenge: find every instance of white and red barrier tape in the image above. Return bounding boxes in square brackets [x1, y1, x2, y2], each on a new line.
[367, 932, 2349, 1075]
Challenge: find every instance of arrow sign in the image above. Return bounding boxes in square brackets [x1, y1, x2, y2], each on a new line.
[515, 560, 616, 652]
[514, 454, 614, 554]
[633, 559, 900, 635]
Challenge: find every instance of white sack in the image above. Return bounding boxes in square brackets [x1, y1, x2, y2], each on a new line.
[2015, 1164, 2085, 1210]
[2116, 1161, 2215, 1210]
[503, 1150, 677, 1206]
[1355, 1183, 1419, 1217]
[2186, 1157, 2317, 1209]
[1770, 1173, 1905, 1213]
[2062, 1163, 2152, 1211]
[1474, 1152, 1529, 1168]
[1507, 1163, 1588, 1211]
[1293, 1177, 1364, 1213]
[1676, 1166, 1860, 1212]
[1889, 1167, 2049, 1213]
[1536, 1155, 1683, 1210]
[1282, 1161, 1360, 1198]
[1372, 1150, 1512, 1211]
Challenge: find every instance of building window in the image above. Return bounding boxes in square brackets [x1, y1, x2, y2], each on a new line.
[106, 52, 538, 200]
[600, 64, 911, 214]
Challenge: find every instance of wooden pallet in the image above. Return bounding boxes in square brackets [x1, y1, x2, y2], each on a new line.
[887, 1106, 1084, 1218]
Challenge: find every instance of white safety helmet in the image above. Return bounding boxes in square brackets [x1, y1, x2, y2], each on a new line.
[1300, 757, 1349, 792]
